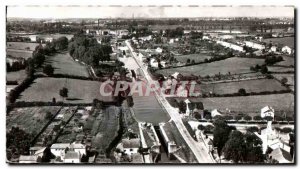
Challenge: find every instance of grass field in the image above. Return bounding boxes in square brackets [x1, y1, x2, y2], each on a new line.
[44, 51, 90, 77]
[267, 66, 294, 73]
[157, 57, 265, 76]
[6, 69, 26, 83]
[6, 106, 61, 135]
[199, 79, 288, 95]
[7, 49, 32, 59]
[273, 73, 294, 91]
[275, 55, 294, 67]
[167, 93, 294, 115]
[174, 53, 212, 63]
[7, 42, 42, 51]
[17, 78, 114, 103]
[263, 37, 294, 48]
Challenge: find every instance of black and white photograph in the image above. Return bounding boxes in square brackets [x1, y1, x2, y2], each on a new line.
[4, 4, 296, 165]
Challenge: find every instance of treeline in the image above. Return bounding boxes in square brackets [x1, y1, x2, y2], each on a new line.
[68, 35, 112, 66]
[202, 89, 292, 98]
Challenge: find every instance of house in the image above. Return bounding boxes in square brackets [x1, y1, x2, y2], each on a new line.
[282, 46, 293, 55]
[29, 147, 46, 158]
[63, 151, 81, 163]
[261, 106, 275, 118]
[19, 155, 39, 163]
[51, 143, 70, 158]
[117, 138, 141, 155]
[270, 46, 277, 52]
[216, 40, 244, 52]
[155, 47, 163, 53]
[211, 109, 222, 117]
[269, 148, 293, 163]
[50, 143, 86, 159]
[244, 41, 265, 50]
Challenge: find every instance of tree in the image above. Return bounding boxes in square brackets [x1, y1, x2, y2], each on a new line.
[238, 88, 247, 96]
[45, 111, 53, 120]
[253, 115, 262, 121]
[247, 126, 259, 133]
[178, 100, 186, 114]
[126, 96, 134, 107]
[281, 77, 288, 86]
[244, 132, 264, 163]
[93, 99, 103, 109]
[43, 64, 54, 76]
[41, 146, 55, 162]
[235, 115, 243, 121]
[186, 58, 191, 64]
[222, 130, 246, 163]
[260, 65, 268, 74]
[244, 115, 252, 121]
[213, 117, 232, 156]
[59, 87, 68, 101]
[191, 59, 195, 64]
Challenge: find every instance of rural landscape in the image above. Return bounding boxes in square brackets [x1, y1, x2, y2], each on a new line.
[6, 6, 295, 164]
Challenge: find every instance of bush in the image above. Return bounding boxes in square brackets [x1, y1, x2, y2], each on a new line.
[43, 64, 54, 76]
[281, 127, 292, 133]
[244, 115, 252, 121]
[247, 126, 259, 133]
[224, 115, 233, 121]
[253, 115, 262, 121]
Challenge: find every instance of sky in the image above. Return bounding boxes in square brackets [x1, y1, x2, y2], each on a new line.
[6, 6, 294, 19]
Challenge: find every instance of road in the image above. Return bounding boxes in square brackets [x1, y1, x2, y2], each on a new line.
[125, 40, 215, 163]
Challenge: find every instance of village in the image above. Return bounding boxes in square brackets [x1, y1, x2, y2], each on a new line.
[6, 6, 295, 164]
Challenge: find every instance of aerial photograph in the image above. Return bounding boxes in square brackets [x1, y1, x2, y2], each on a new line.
[5, 6, 295, 164]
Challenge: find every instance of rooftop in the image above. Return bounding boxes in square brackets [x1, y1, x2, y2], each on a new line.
[64, 151, 80, 160]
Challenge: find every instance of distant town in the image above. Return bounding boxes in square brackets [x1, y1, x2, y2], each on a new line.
[6, 7, 295, 164]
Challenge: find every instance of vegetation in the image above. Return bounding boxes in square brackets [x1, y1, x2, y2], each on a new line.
[43, 64, 54, 76]
[213, 117, 232, 156]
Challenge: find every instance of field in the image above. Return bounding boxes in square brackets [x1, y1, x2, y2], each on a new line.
[7, 49, 33, 59]
[275, 55, 294, 67]
[6, 106, 61, 135]
[44, 52, 90, 77]
[273, 73, 294, 91]
[263, 37, 294, 48]
[167, 93, 294, 115]
[199, 79, 288, 95]
[17, 78, 114, 103]
[174, 53, 212, 63]
[157, 57, 265, 76]
[6, 69, 26, 83]
[7, 42, 42, 51]
[267, 66, 294, 73]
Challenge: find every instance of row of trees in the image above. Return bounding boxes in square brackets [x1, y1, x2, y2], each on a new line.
[250, 64, 269, 74]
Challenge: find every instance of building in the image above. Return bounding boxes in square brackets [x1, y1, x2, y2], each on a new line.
[269, 148, 293, 163]
[211, 109, 222, 117]
[50, 143, 86, 160]
[261, 106, 275, 118]
[19, 155, 39, 163]
[282, 46, 293, 55]
[244, 41, 266, 50]
[117, 138, 141, 155]
[216, 40, 244, 52]
[64, 151, 81, 163]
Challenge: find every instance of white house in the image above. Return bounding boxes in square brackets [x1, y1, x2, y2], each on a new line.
[19, 155, 38, 163]
[216, 40, 244, 52]
[282, 46, 293, 55]
[155, 47, 163, 53]
[244, 41, 265, 50]
[270, 46, 277, 52]
[261, 106, 275, 118]
[118, 138, 140, 155]
[211, 109, 222, 117]
[51, 143, 70, 158]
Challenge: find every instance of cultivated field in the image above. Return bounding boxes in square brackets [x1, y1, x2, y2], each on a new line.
[17, 78, 114, 103]
[6, 106, 61, 135]
[7, 42, 42, 51]
[157, 57, 265, 76]
[7, 49, 32, 59]
[263, 37, 294, 48]
[199, 79, 288, 95]
[174, 53, 212, 63]
[167, 93, 294, 115]
[44, 51, 90, 77]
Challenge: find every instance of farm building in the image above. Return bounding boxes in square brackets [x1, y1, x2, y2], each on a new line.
[216, 40, 244, 52]
[261, 106, 275, 118]
[282, 46, 293, 55]
[244, 41, 266, 50]
[19, 155, 39, 163]
[64, 151, 81, 163]
[116, 138, 141, 156]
